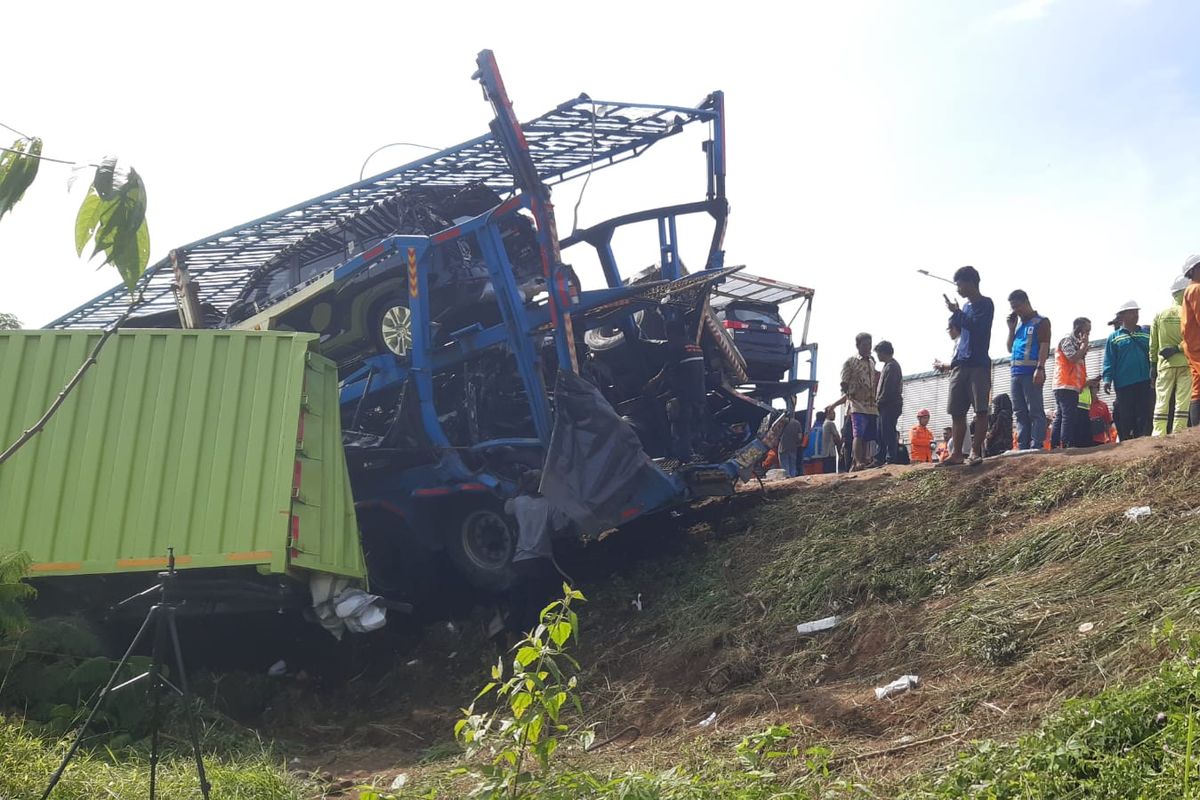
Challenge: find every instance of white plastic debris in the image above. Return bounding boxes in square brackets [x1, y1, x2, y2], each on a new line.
[875, 675, 920, 700]
[632, 593, 643, 612]
[309, 574, 388, 638]
[390, 774, 409, 790]
[267, 659, 287, 677]
[698, 711, 718, 727]
[405, 659, 420, 667]
[1124, 506, 1152, 522]
[796, 615, 841, 635]
[765, 469, 788, 482]
[1078, 622, 1095, 634]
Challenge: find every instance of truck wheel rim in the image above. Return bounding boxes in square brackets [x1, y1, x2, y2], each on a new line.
[462, 510, 512, 570]
[381, 306, 412, 356]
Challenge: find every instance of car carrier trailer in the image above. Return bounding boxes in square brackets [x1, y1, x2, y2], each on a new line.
[46, 51, 815, 600]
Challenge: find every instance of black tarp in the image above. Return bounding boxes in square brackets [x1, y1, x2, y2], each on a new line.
[540, 370, 675, 536]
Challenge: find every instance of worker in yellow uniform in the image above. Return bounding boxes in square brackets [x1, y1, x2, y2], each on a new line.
[1150, 274, 1193, 435]
[909, 409, 934, 463]
[1180, 255, 1200, 427]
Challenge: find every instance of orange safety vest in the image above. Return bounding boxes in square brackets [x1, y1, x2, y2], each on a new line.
[1055, 340, 1088, 392]
[909, 425, 934, 462]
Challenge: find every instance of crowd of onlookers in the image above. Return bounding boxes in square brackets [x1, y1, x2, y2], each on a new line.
[772, 256, 1200, 475]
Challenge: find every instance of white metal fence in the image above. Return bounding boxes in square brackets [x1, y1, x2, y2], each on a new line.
[899, 341, 1105, 445]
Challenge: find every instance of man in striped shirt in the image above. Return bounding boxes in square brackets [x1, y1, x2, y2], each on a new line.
[1053, 317, 1091, 448]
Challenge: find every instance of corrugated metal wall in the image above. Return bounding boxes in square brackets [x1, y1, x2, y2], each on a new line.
[0, 330, 364, 580]
[900, 341, 1105, 444]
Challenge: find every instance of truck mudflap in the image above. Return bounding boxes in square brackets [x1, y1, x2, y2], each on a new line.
[540, 370, 677, 537]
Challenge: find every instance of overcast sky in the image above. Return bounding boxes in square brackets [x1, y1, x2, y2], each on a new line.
[3, 0, 1198, 404]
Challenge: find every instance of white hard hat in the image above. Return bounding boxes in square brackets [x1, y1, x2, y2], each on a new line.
[1183, 254, 1200, 279]
[1172, 274, 1191, 293]
[1115, 300, 1139, 314]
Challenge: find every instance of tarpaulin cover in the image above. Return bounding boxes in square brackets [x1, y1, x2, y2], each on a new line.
[540, 370, 675, 536]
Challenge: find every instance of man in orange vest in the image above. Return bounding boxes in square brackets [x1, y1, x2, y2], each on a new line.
[936, 426, 954, 462]
[1053, 317, 1091, 448]
[909, 409, 935, 463]
[1179, 255, 1200, 426]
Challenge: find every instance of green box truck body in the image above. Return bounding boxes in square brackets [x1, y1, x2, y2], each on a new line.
[0, 330, 365, 583]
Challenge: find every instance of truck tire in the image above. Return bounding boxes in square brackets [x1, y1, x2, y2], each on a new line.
[369, 296, 413, 358]
[443, 503, 517, 592]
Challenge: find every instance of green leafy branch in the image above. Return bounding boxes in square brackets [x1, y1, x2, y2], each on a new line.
[455, 586, 592, 799]
[0, 129, 151, 294]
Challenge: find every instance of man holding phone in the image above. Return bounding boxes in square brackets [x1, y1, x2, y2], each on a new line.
[941, 266, 994, 466]
[1005, 290, 1052, 450]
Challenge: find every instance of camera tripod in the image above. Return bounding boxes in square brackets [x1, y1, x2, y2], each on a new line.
[41, 550, 211, 799]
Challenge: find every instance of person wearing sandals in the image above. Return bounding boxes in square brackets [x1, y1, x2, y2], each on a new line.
[942, 266, 995, 466]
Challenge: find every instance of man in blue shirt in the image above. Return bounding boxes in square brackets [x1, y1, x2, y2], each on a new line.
[1102, 300, 1153, 440]
[1005, 290, 1052, 450]
[942, 266, 994, 466]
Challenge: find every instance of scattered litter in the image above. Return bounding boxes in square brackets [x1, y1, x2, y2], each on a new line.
[1185, 508, 1200, 518]
[1157, 712, 1169, 726]
[448, 651, 458, 660]
[632, 593, 643, 612]
[697, 711, 718, 727]
[796, 615, 841, 635]
[446, 622, 458, 635]
[928, 553, 941, 563]
[1078, 622, 1095, 634]
[1124, 506, 1152, 522]
[390, 774, 409, 791]
[894, 734, 916, 745]
[875, 675, 920, 700]
[405, 659, 420, 667]
[764, 469, 788, 482]
[290, 758, 301, 765]
[267, 659, 287, 677]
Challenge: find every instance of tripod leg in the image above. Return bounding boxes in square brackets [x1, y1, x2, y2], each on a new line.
[166, 607, 211, 799]
[148, 610, 165, 800]
[41, 607, 157, 800]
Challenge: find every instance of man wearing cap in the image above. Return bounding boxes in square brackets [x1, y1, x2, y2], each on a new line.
[1178, 255, 1200, 426]
[874, 340, 903, 466]
[1102, 300, 1153, 440]
[1005, 289, 1052, 450]
[909, 410, 935, 463]
[1150, 275, 1193, 435]
[942, 266, 994, 465]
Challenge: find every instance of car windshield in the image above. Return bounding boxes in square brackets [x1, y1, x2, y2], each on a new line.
[730, 306, 783, 326]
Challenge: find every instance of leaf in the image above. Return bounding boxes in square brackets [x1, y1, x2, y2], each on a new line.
[514, 646, 540, 668]
[510, 691, 532, 720]
[526, 713, 543, 745]
[543, 691, 567, 723]
[549, 621, 572, 648]
[0, 137, 42, 221]
[74, 163, 151, 294]
[74, 190, 103, 256]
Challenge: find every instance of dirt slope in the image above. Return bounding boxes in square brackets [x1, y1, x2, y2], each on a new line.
[267, 431, 1200, 793]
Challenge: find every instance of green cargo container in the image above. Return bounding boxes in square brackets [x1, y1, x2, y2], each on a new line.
[0, 330, 365, 582]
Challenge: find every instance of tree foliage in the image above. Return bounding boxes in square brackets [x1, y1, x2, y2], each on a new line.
[0, 551, 35, 638]
[74, 159, 151, 293]
[0, 312, 20, 330]
[0, 136, 150, 296]
[0, 138, 41, 221]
